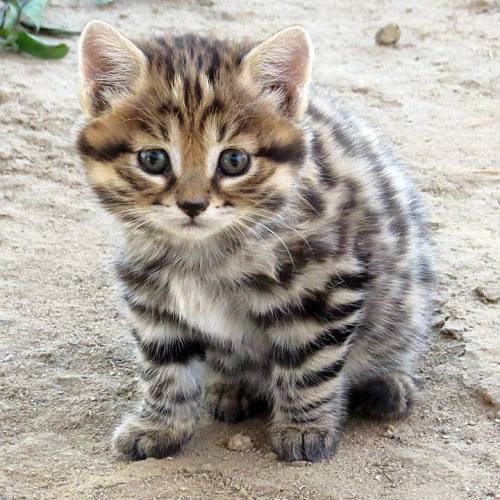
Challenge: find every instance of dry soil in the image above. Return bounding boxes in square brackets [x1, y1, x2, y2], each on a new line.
[0, 0, 499, 499]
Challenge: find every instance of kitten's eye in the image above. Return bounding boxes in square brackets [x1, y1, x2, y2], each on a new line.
[218, 149, 250, 176]
[138, 149, 170, 175]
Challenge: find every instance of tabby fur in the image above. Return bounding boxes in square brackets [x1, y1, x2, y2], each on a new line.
[76, 21, 436, 462]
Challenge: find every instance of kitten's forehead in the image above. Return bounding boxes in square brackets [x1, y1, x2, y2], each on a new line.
[132, 34, 255, 145]
[139, 34, 251, 83]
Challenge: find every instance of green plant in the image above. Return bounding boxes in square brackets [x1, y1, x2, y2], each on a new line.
[0, 0, 78, 58]
[0, 0, 115, 59]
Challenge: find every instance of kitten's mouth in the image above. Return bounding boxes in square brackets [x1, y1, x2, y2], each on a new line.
[176, 218, 216, 239]
[182, 219, 202, 228]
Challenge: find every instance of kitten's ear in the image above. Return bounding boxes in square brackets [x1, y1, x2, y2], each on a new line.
[78, 20, 146, 117]
[241, 27, 312, 118]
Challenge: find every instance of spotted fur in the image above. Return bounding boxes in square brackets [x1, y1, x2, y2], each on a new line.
[76, 22, 436, 463]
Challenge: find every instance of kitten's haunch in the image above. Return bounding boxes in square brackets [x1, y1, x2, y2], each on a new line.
[76, 21, 436, 462]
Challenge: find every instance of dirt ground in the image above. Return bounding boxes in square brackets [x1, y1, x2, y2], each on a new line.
[1, 0, 499, 498]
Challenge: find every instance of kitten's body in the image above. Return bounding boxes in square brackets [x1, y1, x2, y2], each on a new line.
[77, 23, 436, 462]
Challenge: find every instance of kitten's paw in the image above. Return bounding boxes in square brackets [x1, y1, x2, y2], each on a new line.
[271, 425, 340, 462]
[205, 383, 267, 423]
[350, 371, 420, 420]
[112, 414, 195, 461]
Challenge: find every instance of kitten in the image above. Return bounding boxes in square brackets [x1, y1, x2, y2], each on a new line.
[76, 21, 436, 462]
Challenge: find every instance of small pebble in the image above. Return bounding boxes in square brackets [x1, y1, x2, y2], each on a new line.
[432, 317, 446, 331]
[0, 90, 8, 105]
[288, 461, 309, 467]
[351, 86, 370, 95]
[226, 432, 254, 451]
[375, 24, 401, 46]
[474, 286, 500, 304]
[383, 425, 396, 439]
[460, 79, 481, 90]
[440, 320, 465, 340]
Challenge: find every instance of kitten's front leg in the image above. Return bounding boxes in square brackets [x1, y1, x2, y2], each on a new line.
[112, 319, 205, 460]
[270, 335, 350, 462]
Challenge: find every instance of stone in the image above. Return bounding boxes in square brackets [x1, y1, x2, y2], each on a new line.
[226, 432, 254, 451]
[440, 320, 465, 340]
[375, 24, 401, 46]
[474, 286, 500, 304]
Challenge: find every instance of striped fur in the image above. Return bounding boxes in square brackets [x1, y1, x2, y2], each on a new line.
[76, 22, 436, 463]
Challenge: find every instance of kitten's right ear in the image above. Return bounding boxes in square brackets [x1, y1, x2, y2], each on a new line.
[78, 20, 146, 117]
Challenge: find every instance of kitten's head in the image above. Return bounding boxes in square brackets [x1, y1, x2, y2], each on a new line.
[76, 22, 312, 243]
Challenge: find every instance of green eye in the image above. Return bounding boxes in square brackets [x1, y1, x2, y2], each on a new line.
[218, 149, 250, 176]
[138, 149, 170, 174]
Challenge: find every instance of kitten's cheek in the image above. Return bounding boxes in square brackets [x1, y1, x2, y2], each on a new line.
[201, 206, 234, 225]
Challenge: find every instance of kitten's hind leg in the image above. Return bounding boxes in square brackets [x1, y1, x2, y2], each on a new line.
[349, 371, 421, 420]
[204, 348, 270, 423]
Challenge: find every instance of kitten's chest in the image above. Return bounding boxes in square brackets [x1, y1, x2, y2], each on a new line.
[167, 274, 255, 343]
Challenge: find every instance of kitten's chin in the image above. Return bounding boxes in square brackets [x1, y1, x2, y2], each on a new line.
[147, 219, 227, 242]
[173, 221, 222, 241]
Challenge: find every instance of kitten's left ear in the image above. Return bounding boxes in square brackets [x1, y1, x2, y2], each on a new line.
[241, 27, 312, 118]
[78, 20, 147, 117]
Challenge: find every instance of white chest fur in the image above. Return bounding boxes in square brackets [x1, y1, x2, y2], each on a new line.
[167, 274, 256, 345]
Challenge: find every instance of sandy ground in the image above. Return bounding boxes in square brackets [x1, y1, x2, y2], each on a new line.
[1, 0, 499, 498]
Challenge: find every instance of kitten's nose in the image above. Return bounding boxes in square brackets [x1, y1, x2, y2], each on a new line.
[177, 199, 209, 218]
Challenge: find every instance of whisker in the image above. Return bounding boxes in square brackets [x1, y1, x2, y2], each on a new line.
[237, 214, 295, 270]
[244, 208, 312, 252]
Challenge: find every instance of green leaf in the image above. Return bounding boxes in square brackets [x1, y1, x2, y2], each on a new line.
[20, 21, 80, 37]
[36, 25, 80, 37]
[1, 3, 19, 31]
[14, 31, 69, 59]
[22, 0, 50, 30]
[95, 0, 115, 5]
[0, 27, 17, 45]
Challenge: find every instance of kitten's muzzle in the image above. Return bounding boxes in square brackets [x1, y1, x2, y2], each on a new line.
[176, 199, 209, 218]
